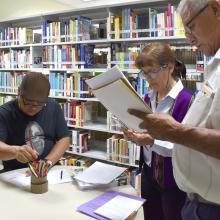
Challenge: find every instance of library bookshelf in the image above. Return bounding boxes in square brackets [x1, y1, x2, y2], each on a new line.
[0, 0, 205, 170]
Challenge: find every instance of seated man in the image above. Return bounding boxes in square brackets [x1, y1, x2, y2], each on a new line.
[0, 72, 70, 171]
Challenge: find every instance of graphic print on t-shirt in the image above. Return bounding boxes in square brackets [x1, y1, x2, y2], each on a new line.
[25, 121, 45, 155]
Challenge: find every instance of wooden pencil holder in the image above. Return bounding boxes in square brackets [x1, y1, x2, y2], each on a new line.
[31, 175, 48, 194]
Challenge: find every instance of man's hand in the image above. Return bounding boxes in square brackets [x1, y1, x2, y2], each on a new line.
[128, 109, 181, 141]
[14, 145, 38, 163]
[126, 211, 137, 220]
[122, 128, 154, 146]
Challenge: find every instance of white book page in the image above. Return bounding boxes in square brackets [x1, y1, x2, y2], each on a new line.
[93, 79, 151, 132]
[47, 169, 72, 184]
[74, 161, 126, 184]
[86, 66, 127, 90]
[94, 195, 143, 220]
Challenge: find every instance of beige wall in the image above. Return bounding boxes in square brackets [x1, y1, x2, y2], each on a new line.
[0, 0, 70, 21]
[0, 0, 164, 21]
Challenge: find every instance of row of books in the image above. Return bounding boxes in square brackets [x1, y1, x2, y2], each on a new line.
[49, 71, 93, 98]
[0, 4, 184, 46]
[110, 3, 185, 39]
[0, 71, 25, 93]
[0, 27, 33, 46]
[43, 44, 95, 69]
[59, 155, 93, 167]
[70, 129, 90, 154]
[42, 17, 92, 43]
[61, 101, 99, 127]
[186, 71, 204, 81]
[111, 44, 138, 69]
[0, 49, 31, 68]
[107, 137, 140, 165]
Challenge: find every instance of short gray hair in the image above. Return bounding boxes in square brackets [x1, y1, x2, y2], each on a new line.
[177, 0, 209, 19]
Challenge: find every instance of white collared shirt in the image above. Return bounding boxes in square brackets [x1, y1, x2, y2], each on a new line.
[143, 80, 184, 166]
[173, 48, 220, 204]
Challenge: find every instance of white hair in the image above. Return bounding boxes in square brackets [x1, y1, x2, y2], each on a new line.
[177, 0, 220, 18]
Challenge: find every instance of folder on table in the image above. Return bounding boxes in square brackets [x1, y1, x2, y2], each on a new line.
[86, 66, 152, 132]
[77, 190, 145, 220]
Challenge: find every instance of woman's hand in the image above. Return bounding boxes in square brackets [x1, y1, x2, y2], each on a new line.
[122, 128, 154, 146]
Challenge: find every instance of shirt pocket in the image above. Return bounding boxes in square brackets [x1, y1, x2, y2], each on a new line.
[183, 91, 213, 127]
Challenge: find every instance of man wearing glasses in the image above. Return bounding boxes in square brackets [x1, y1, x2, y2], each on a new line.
[128, 0, 220, 219]
[0, 72, 70, 172]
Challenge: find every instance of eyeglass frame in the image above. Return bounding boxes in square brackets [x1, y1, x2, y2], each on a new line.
[184, 4, 209, 36]
[139, 64, 168, 79]
[21, 95, 47, 108]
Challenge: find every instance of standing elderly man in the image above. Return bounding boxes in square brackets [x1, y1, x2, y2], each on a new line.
[0, 72, 70, 172]
[129, 0, 220, 219]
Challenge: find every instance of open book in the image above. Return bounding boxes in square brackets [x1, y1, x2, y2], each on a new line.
[86, 66, 152, 132]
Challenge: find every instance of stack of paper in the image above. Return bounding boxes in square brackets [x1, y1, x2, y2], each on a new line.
[86, 66, 152, 132]
[77, 191, 145, 220]
[74, 161, 126, 189]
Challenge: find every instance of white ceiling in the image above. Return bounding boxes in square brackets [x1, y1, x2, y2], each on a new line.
[55, 0, 149, 8]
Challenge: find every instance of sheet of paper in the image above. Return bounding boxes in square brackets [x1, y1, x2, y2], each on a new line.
[47, 169, 72, 184]
[75, 161, 126, 184]
[94, 195, 143, 220]
[0, 172, 30, 187]
[92, 79, 151, 132]
[0, 168, 72, 187]
[86, 66, 127, 90]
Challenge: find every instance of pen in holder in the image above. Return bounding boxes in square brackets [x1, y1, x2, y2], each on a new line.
[31, 175, 48, 194]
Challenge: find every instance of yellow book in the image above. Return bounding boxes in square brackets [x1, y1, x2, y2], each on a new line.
[114, 17, 120, 40]
[174, 11, 185, 37]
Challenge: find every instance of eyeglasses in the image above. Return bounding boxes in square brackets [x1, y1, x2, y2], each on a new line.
[22, 96, 47, 108]
[184, 4, 208, 36]
[139, 64, 168, 79]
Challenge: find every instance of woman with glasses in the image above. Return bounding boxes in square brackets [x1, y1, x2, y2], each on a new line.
[123, 42, 193, 220]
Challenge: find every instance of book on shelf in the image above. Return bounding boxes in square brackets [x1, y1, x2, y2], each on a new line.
[107, 136, 140, 165]
[70, 129, 90, 154]
[111, 43, 139, 70]
[86, 66, 152, 132]
[61, 101, 99, 126]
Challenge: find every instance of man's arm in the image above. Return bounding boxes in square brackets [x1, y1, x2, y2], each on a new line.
[45, 137, 70, 164]
[0, 141, 38, 162]
[174, 125, 220, 160]
[128, 110, 220, 160]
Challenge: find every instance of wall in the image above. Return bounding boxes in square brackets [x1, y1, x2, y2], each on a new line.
[0, 0, 70, 21]
[0, 0, 170, 21]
